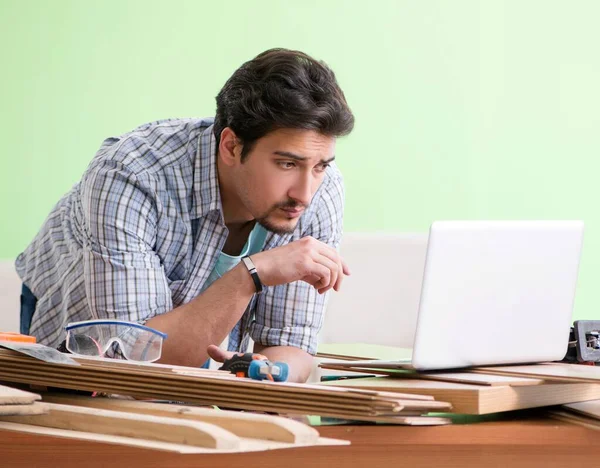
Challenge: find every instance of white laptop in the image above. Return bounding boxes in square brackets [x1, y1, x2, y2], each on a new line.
[346, 220, 585, 371]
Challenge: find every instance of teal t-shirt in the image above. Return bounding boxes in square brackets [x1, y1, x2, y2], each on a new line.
[201, 223, 268, 292]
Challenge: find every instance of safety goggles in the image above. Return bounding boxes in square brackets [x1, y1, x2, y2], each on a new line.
[64, 320, 167, 362]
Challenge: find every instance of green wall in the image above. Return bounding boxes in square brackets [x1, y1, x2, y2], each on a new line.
[1, 1, 598, 320]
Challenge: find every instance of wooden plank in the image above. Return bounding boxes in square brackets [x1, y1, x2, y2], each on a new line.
[471, 363, 600, 384]
[320, 363, 545, 386]
[0, 384, 41, 405]
[546, 410, 600, 431]
[563, 399, 600, 421]
[408, 373, 544, 387]
[322, 377, 600, 414]
[73, 355, 235, 378]
[42, 394, 320, 444]
[323, 377, 486, 414]
[0, 402, 49, 416]
[0, 402, 240, 449]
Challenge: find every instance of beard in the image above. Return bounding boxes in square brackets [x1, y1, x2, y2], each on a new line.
[255, 199, 307, 235]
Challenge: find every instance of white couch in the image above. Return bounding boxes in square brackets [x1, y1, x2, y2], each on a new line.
[0, 260, 21, 332]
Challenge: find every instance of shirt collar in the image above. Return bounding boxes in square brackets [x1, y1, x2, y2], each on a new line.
[191, 124, 223, 220]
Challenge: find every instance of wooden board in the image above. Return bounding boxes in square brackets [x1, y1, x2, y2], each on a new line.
[0, 384, 41, 405]
[42, 394, 320, 444]
[562, 399, 600, 420]
[471, 363, 600, 383]
[0, 402, 49, 416]
[546, 410, 600, 431]
[0, 402, 240, 449]
[73, 355, 235, 378]
[322, 377, 600, 414]
[320, 363, 545, 386]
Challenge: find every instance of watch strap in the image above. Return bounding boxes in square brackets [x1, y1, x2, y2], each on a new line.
[241, 256, 264, 294]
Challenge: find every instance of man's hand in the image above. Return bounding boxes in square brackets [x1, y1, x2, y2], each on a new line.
[251, 236, 350, 294]
[207, 344, 314, 383]
[206, 344, 236, 364]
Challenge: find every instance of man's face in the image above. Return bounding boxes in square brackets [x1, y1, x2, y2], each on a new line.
[232, 128, 336, 235]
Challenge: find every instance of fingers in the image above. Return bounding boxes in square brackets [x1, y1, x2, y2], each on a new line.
[303, 273, 322, 287]
[294, 237, 351, 293]
[305, 261, 331, 291]
[303, 256, 342, 294]
[314, 243, 349, 292]
[207, 344, 235, 363]
[341, 258, 351, 276]
[313, 253, 339, 293]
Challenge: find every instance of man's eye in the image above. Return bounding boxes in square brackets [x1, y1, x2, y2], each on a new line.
[279, 161, 296, 169]
[316, 163, 330, 172]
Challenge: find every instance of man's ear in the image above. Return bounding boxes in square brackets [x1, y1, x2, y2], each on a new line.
[218, 127, 241, 167]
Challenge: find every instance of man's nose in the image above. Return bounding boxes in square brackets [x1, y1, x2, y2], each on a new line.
[288, 172, 313, 207]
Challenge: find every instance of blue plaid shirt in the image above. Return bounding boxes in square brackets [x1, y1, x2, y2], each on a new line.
[15, 118, 345, 354]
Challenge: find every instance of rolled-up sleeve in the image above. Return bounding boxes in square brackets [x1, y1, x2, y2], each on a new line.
[249, 171, 345, 354]
[79, 160, 172, 322]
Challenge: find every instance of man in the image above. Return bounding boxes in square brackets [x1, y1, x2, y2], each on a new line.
[15, 48, 354, 382]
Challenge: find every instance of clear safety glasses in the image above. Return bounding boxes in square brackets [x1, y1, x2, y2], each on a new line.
[65, 320, 167, 362]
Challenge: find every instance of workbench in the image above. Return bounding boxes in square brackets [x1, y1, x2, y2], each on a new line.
[0, 412, 596, 467]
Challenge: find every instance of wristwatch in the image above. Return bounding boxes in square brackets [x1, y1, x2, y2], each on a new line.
[241, 256, 264, 294]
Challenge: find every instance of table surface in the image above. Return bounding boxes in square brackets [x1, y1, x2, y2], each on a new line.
[0, 411, 597, 468]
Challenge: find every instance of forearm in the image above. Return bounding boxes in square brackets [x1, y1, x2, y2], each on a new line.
[253, 343, 315, 383]
[146, 262, 255, 367]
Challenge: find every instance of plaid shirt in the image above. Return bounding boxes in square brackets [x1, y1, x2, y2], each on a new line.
[15, 118, 344, 354]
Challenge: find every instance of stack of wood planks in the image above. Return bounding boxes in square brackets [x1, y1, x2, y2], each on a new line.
[319, 361, 600, 414]
[0, 387, 352, 453]
[0, 349, 451, 425]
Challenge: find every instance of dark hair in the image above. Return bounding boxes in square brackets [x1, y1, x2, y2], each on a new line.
[214, 48, 354, 161]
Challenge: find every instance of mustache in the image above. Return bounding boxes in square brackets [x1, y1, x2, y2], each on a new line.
[274, 200, 306, 210]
